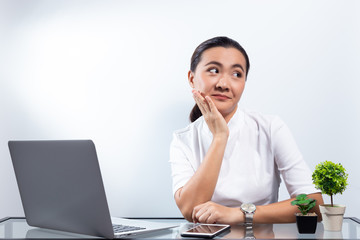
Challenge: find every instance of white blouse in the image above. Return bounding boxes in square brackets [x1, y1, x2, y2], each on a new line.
[169, 108, 318, 207]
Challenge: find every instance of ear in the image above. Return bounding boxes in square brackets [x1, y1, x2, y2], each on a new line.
[188, 70, 195, 88]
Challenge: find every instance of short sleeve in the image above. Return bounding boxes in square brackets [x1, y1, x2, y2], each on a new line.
[271, 117, 319, 197]
[169, 132, 196, 196]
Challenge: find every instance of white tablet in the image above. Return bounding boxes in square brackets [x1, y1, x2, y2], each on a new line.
[181, 224, 230, 238]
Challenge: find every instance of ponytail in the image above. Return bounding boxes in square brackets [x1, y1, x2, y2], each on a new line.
[189, 104, 202, 122]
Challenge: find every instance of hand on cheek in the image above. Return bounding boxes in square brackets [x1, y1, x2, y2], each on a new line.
[192, 90, 229, 139]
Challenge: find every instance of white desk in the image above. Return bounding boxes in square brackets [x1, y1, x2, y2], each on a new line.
[1, 217, 360, 239]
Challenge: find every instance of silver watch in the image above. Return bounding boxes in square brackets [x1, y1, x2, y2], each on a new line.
[240, 203, 256, 225]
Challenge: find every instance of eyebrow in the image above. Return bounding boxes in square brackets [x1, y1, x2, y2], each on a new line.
[205, 61, 245, 72]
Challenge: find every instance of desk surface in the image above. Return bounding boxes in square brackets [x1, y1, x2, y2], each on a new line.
[1, 217, 360, 239]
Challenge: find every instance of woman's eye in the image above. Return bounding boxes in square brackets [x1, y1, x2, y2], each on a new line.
[233, 72, 242, 78]
[209, 68, 218, 74]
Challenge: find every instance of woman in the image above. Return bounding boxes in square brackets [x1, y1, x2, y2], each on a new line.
[169, 36, 323, 225]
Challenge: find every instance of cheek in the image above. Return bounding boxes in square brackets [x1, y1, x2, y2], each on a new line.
[232, 82, 245, 97]
[194, 76, 212, 92]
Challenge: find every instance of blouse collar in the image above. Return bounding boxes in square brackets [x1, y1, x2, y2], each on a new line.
[202, 106, 245, 137]
[227, 106, 245, 136]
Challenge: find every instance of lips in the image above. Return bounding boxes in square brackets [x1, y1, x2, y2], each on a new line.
[211, 94, 231, 100]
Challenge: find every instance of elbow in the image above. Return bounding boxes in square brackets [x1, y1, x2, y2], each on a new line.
[182, 211, 194, 222]
[174, 189, 194, 222]
[178, 204, 194, 222]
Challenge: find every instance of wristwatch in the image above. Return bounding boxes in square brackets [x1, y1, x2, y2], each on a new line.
[240, 203, 256, 225]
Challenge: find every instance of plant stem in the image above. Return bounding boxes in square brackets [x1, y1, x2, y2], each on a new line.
[331, 194, 333, 207]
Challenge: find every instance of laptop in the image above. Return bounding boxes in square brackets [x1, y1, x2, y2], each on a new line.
[8, 140, 177, 238]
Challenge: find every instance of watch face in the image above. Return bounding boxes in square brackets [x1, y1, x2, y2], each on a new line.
[241, 203, 256, 213]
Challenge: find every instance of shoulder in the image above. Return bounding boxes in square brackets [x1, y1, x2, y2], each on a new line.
[170, 117, 206, 158]
[170, 117, 209, 153]
[172, 116, 205, 141]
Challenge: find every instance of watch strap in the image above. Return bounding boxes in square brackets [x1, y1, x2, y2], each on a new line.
[245, 212, 254, 225]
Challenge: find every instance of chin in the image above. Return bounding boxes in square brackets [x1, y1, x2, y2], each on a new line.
[217, 105, 237, 117]
[214, 102, 234, 112]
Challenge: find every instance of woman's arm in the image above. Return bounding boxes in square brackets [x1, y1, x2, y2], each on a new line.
[254, 192, 323, 223]
[175, 137, 226, 221]
[174, 90, 229, 222]
[192, 192, 324, 224]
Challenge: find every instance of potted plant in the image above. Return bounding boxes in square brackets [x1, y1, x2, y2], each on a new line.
[291, 194, 317, 233]
[312, 161, 348, 231]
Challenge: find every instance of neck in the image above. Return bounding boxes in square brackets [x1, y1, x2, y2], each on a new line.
[223, 105, 238, 123]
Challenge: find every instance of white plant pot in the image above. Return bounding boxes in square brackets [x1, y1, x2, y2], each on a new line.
[319, 204, 346, 231]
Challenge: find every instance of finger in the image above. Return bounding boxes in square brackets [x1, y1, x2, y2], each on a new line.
[192, 205, 202, 223]
[191, 208, 197, 223]
[193, 90, 207, 108]
[198, 91, 207, 99]
[206, 213, 217, 224]
[194, 206, 208, 222]
[192, 203, 208, 223]
[197, 209, 212, 223]
[193, 94, 207, 114]
[196, 202, 218, 224]
[205, 96, 218, 113]
[192, 89, 205, 100]
[193, 91, 210, 113]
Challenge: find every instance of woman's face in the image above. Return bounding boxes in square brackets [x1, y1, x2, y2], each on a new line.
[188, 47, 247, 121]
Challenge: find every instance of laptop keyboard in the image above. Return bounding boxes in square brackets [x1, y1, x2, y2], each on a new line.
[113, 224, 146, 233]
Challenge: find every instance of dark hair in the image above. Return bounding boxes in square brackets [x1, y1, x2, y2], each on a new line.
[189, 36, 250, 122]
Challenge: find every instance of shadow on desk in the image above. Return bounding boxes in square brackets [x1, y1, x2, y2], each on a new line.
[25, 228, 99, 239]
[220, 222, 345, 239]
[26, 226, 176, 239]
[220, 224, 274, 239]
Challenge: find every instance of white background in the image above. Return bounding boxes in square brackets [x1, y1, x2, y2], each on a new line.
[0, 0, 359, 218]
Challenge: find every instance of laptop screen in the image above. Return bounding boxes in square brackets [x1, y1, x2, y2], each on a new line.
[9, 140, 114, 238]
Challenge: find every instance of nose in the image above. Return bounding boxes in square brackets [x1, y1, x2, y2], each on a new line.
[215, 77, 229, 91]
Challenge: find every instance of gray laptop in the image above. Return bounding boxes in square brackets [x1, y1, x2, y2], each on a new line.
[8, 140, 177, 238]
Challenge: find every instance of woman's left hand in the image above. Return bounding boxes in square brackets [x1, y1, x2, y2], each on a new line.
[192, 201, 243, 225]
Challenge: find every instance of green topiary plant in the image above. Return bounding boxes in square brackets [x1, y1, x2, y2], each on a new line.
[312, 161, 348, 207]
[291, 194, 316, 216]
